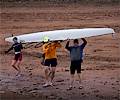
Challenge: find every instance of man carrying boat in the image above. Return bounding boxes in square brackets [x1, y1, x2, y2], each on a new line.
[42, 37, 62, 87]
[5, 37, 23, 77]
[65, 38, 87, 90]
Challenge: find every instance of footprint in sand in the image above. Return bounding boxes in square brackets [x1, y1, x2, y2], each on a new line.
[30, 90, 37, 94]
[56, 79, 64, 82]
[33, 84, 37, 86]
[94, 90, 99, 93]
[60, 83, 65, 85]
[82, 93, 84, 95]
[104, 82, 107, 85]
[58, 98, 62, 100]
[48, 95, 56, 99]
[33, 88, 38, 90]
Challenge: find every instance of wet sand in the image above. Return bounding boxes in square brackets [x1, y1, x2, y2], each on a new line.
[0, 1, 119, 100]
[0, 91, 34, 100]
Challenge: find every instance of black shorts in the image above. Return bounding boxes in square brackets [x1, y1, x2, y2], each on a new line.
[42, 53, 45, 59]
[70, 60, 82, 74]
[45, 58, 57, 67]
[13, 53, 22, 61]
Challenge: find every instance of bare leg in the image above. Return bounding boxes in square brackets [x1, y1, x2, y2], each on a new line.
[48, 66, 52, 76]
[78, 73, 82, 86]
[17, 60, 21, 75]
[50, 67, 56, 83]
[44, 66, 49, 84]
[11, 60, 18, 71]
[49, 67, 52, 72]
[70, 74, 74, 87]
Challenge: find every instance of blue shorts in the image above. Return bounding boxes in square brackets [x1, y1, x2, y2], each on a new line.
[45, 58, 57, 67]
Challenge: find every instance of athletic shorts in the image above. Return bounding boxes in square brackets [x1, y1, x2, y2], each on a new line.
[45, 58, 57, 67]
[13, 53, 22, 61]
[70, 60, 82, 74]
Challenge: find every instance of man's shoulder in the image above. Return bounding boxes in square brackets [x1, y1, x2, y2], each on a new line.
[52, 42, 59, 45]
[13, 43, 16, 47]
[42, 44, 46, 47]
[52, 42, 56, 45]
[52, 42, 61, 47]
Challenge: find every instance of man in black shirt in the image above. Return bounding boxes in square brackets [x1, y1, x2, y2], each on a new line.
[5, 37, 23, 77]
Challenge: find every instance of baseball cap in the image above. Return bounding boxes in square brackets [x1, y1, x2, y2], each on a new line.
[74, 39, 78, 44]
[44, 37, 49, 42]
[13, 37, 18, 41]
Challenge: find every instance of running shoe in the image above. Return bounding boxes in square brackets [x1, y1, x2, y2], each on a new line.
[67, 87, 72, 90]
[43, 84, 50, 88]
[16, 72, 19, 76]
[79, 86, 83, 89]
[17, 74, 21, 78]
[49, 83, 53, 86]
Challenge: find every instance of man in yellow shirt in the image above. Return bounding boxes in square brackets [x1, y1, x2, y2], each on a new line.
[42, 37, 62, 87]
